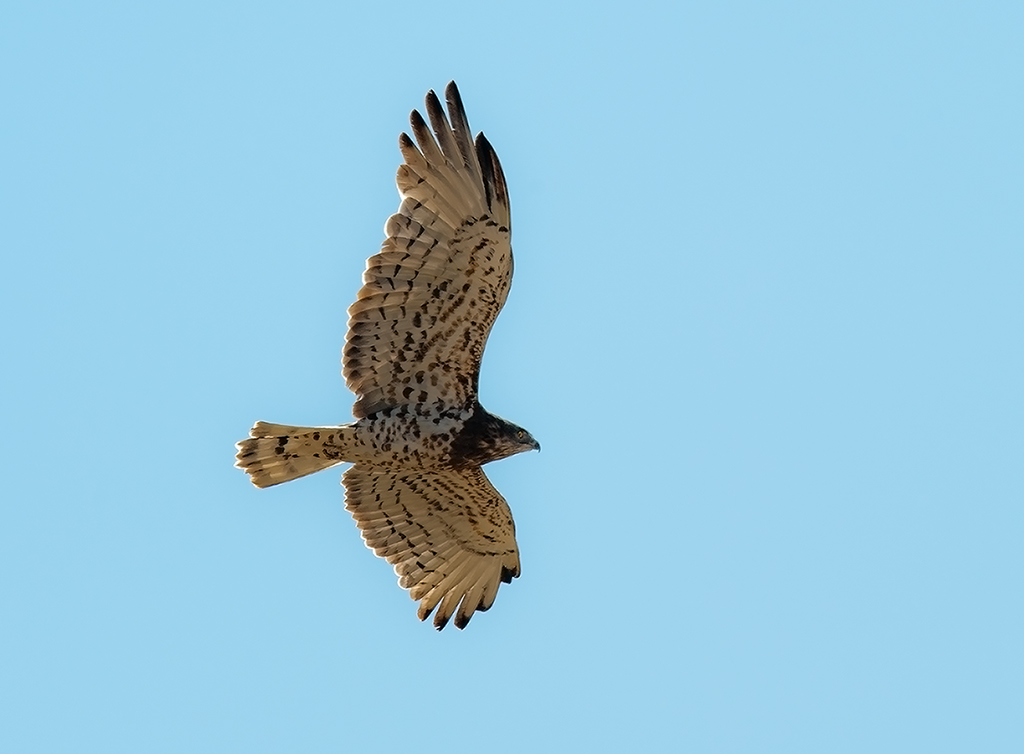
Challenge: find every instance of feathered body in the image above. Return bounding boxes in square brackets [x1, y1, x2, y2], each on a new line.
[236, 82, 538, 630]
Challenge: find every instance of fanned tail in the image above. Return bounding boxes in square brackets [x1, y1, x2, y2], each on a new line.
[235, 421, 356, 488]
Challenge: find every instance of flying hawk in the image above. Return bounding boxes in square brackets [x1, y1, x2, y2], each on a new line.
[235, 82, 538, 630]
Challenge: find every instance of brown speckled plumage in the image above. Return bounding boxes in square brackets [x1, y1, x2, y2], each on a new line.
[235, 82, 538, 630]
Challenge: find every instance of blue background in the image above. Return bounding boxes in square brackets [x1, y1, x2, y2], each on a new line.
[3, 1, 1022, 751]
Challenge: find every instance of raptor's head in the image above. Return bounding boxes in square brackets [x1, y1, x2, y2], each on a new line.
[500, 419, 541, 457]
[453, 410, 540, 466]
[483, 415, 540, 463]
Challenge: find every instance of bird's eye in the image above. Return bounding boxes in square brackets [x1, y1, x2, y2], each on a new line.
[517, 430, 524, 440]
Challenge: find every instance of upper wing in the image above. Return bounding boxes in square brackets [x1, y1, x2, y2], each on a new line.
[344, 82, 513, 418]
[343, 463, 521, 630]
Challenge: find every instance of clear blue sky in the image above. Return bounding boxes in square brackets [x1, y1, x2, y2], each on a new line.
[2, 1, 1022, 751]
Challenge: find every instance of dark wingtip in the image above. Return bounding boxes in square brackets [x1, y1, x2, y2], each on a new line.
[475, 132, 508, 214]
[500, 564, 519, 584]
[424, 88, 445, 126]
[409, 108, 427, 132]
[445, 80, 464, 115]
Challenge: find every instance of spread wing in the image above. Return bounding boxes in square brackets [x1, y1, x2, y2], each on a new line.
[343, 464, 521, 630]
[344, 81, 513, 419]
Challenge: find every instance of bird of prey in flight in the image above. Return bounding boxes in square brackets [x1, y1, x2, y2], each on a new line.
[236, 82, 538, 630]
